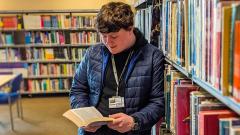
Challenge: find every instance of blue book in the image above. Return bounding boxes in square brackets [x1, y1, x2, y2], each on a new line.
[0, 33, 3, 45]
[219, 118, 240, 135]
[51, 16, 58, 28]
[5, 34, 13, 45]
[25, 32, 31, 44]
[0, 62, 27, 68]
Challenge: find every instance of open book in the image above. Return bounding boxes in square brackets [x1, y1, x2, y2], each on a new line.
[63, 107, 114, 127]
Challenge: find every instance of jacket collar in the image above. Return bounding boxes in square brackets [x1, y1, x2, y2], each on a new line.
[101, 28, 148, 83]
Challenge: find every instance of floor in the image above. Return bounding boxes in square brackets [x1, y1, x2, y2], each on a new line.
[0, 97, 78, 135]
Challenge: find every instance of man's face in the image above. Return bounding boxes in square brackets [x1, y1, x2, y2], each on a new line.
[100, 28, 133, 54]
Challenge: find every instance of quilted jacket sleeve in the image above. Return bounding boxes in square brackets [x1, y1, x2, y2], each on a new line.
[69, 49, 90, 109]
[131, 49, 165, 130]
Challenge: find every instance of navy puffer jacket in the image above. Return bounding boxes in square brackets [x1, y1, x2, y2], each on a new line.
[70, 29, 165, 135]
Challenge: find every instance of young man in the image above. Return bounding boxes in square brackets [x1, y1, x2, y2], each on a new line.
[70, 2, 165, 135]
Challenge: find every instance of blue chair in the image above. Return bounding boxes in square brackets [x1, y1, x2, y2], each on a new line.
[0, 74, 23, 131]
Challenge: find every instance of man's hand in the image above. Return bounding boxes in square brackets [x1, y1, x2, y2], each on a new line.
[83, 125, 101, 132]
[107, 113, 134, 133]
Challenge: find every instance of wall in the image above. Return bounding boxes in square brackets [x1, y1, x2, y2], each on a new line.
[0, 0, 130, 10]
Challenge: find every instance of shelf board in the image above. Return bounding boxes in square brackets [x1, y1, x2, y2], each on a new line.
[21, 90, 69, 95]
[165, 57, 240, 115]
[192, 76, 240, 115]
[0, 27, 96, 31]
[165, 57, 189, 77]
[24, 75, 73, 79]
[0, 60, 81, 63]
[0, 43, 97, 48]
[0, 9, 99, 14]
[26, 59, 81, 63]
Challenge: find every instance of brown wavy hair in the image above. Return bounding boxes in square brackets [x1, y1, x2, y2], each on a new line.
[96, 2, 134, 33]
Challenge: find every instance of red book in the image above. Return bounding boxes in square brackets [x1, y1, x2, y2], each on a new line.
[176, 85, 199, 135]
[2, 16, 17, 29]
[155, 118, 163, 135]
[199, 110, 237, 135]
[233, 21, 240, 102]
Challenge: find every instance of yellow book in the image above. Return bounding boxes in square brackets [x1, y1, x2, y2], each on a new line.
[45, 49, 54, 59]
[221, 6, 232, 96]
[63, 107, 113, 127]
[171, 3, 177, 62]
[184, 0, 189, 72]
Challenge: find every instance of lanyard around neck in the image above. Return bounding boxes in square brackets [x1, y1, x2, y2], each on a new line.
[111, 50, 134, 96]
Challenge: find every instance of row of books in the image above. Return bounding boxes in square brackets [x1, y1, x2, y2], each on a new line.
[28, 63, 76, 76]
[69, 31, 99, 44]
[160, 0, 240, 101]
[134, 5, 152, 42]
[164, 65, 240, 135]
[25, 48, 87, 60]
[0, 62, 77, 93]
[0, 33, 14, 45]
[27, 48, 58, 60]
[0, 31, 100, 45]
[0, 49, 22, 62]
[26, 78, 70, 92]
[0, 15, 96, 30]
[0, 48, 87, 61]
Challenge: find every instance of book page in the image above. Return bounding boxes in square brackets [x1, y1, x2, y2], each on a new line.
[63, 110, 86, 127]
[64, 107, 113, 127]
[72, 107, 103, 122]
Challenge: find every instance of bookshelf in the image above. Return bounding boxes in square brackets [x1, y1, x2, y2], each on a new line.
[0, 9, 100, 95]
[159, 0, 240, 115]
[159, 0, 240, 134]
[134, 0, 240, 134]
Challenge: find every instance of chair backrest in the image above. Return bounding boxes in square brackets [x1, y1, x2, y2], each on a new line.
[10, 74, 23, 93]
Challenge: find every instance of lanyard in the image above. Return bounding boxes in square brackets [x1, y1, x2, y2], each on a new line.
[111, 50, 134, 96]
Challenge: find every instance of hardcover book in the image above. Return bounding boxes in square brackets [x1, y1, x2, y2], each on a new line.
[176, 84, 199, 135]
[199, 109, 237, 135]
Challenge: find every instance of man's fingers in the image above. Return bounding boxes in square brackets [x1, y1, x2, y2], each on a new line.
[109, 113, 124, 119]
[83, 125, 100, 132]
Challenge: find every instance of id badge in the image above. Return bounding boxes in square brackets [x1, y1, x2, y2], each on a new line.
[109, 96, 125, 108]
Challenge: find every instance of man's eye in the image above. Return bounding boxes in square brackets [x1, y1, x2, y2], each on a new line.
[111, 36, 117, 39]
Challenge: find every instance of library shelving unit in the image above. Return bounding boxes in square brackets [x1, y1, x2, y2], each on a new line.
[160, 0, 240, 115]
[134, 0, 240, 134]
[0, 9, 100, 95]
